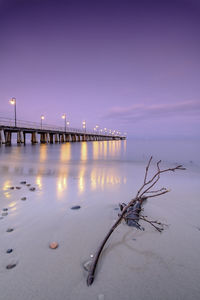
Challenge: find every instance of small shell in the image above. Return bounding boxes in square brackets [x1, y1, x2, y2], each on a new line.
[49, 242, 59, 249]
[83, 259, 92, 272]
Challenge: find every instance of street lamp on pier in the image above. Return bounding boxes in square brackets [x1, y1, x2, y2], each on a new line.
[41, 115, 45, 129]
[62, 114, 66, 132]
[82, 120, 86, 132]
[9, 97, 17, 127]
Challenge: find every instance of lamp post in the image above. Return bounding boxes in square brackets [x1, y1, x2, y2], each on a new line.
[82, 120, 86, 132]
[41, 115, 44, 129]
[9, 97, 17, 127]
[62, 114, 66, 132]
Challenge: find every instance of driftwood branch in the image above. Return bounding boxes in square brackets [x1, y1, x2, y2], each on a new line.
[86, 157, 185, 286]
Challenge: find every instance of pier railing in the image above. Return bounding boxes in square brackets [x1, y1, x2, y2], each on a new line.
[0, 117, 125, 138]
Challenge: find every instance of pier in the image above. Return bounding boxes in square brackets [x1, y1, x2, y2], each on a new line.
[0, 118, 126, 145]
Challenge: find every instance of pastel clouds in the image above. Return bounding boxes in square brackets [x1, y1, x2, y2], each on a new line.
[103, 100, 200, 123]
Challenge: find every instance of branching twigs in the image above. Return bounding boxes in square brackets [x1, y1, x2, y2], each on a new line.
[140, 215, 167, 232]
[86, 157, 185, 286]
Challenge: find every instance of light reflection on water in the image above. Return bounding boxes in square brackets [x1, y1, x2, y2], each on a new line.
[1, 138, 198, 197]
[0, 140, 127, 197]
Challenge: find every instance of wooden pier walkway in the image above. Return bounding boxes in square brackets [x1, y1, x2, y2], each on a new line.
[0, 118, 126, 145]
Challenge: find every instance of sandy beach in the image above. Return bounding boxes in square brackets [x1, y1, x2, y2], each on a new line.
[0, 139, 200, 300]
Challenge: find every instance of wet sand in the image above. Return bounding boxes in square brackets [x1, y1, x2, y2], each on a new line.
[0, 140, 200, 300]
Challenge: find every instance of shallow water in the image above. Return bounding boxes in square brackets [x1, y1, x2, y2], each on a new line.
[0, 138, 200, 300]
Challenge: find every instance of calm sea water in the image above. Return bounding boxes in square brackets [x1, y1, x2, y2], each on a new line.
[0, 137, 199, 206]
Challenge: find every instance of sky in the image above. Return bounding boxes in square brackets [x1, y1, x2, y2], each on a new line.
[0, 0, 200, 138]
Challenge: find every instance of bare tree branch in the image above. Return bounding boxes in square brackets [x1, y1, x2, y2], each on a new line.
[86, 158, 185, 286]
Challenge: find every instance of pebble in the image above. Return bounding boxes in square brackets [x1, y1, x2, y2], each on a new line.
[16, 186, 21, 189]
[3, 208, 8, 211]
[97, 294, 105, 300]
[20, 181, 26, 184]
[49, 242, 59, 249]
[6, 264, 17, 270]
[10, 187, 15, 190]
[7, 228, 14, 233]
[0, 216, 3, 220]
[83, 259, 92, 271]
[71, 205, 81, 210]
[114, 207, 119, 210]
[2, 212, 8, 216]
[29, 187, 35, 191]
[21, 197, 27, 201]
[27, 184, 31, 187]
[6, 249, 13, 254]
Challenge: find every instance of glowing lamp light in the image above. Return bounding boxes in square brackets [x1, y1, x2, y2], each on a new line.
[10, 97, 16, 105]
[9, 97, 17, 126]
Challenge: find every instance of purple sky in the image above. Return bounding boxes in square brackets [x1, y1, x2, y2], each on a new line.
[0, 0, 200, 138]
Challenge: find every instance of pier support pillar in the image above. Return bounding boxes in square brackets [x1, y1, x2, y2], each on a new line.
[71, 134, 76, 142]
[55, 134, 58, 143]
[31, 132, 38, 144]
[65, 134, 70, 142]
[5, 131, 12, 145]
[0, 130, 5, 145]
[17, 131, 22, 144]
[40, 133, 47, 143]
[60, 134, 64, 143]
[49, 133, 54, 144]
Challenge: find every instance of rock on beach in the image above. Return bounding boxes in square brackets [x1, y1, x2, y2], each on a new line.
[71, 205, 81, 210]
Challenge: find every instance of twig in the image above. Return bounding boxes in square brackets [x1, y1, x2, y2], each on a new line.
[140, 216, 166, 232]
[86, 158, 185, 286]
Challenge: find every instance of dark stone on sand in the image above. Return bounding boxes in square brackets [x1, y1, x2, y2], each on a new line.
[10, 187, 15, 190]
[6, 249, 13, 254]
[2, 212, 8, 216]
[27, 184, 31, 187]
[114, 207, 119, 210]
[16, 186, 21, 189]
[0, 216, 3, 220]
[71, 205, 81, 210]
[7, 228, 14, 232]
[20, 181, 26, 184]
[29, 187, 35, 191]
[6, 264, 17, 269]
[21, 197, 27, 201]
[3, 208, 8, 211]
